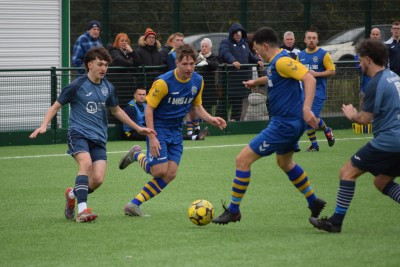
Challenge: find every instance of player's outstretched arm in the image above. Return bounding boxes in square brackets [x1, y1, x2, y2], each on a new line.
[110, 106, 156, 136]
[192, 105, 227, 130]
[29, 101, 62, 139]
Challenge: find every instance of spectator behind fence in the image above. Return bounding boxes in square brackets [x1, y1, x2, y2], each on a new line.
[385, 21, 400, 76]
[122, 88, 148, 141]
[29, 47, 155, 223]
[280, 31, 301, 59]
[136, 28, 163, 89]
[166, 32, 185, 71]
[108, 33, 141, 107]
[195, 38, 220, 115]
[72, 20, 103, 74]
[217, 23, 263, 121]
[355, 27, 381, 109]
[298, 28, 336, 152]
[160, 33, 175, 65]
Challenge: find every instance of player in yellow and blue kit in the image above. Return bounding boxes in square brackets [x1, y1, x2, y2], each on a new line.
[298, 29, 336, 151]
[212, 27, 326, 226]
[119, 44, 227, 217]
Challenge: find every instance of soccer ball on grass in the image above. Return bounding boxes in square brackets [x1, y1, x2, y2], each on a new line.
[188, 199, 214, 226]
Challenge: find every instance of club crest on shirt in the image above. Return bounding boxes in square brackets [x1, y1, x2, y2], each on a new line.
[313, 56, 319, 63]
[191, 86, 198, 95]
[86, 101, 98, 114]
[266, 66, 272, 76]
[101, 86, 109, 97]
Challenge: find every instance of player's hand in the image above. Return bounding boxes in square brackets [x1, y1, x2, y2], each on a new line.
[149, 136, 161, 158]
[342, 104, 357, 121]
[137, 127, 156, 136]
[303, 109, 318, 129]
[29, 126, 47, 139]
[209, 117, 227, 130]
[243, 80, 256, 89]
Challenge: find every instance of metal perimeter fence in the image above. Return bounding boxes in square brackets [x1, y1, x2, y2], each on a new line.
[0, 62, 360, 133]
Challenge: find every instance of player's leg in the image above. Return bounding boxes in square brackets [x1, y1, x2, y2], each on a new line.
[375, 157, 400, 203]
[375, 175, 400, 203]
[310, 160, 361, 233]
[277, 152, 326, 218]
[125, 135, 182, 217]
[311, 145, 400, 233]
[212, 144, 261, 225]
[119, 145, 149, 172]
[73, 152, 98, 222]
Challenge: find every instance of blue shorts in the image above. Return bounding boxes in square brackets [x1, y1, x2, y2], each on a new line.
[249, 118, 305, 156]
[67, 129, 107, 162]
[146, 127, 183, 166]
[311, 97, 325, 118]
[351, 142, 400, 177]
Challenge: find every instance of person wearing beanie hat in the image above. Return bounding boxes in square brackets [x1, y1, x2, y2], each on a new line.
[72, 20, 103, 74]
[136, 27, 162, 87]
[87, 20, 101, 31]
[144, 28, 157, 40]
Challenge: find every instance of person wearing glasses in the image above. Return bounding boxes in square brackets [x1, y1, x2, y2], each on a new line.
[385, 21, 400, 76]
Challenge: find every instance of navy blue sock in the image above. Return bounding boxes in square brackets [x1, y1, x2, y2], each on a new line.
[382, 181, 400, 203]
[75, 175, 89, 204]
[331, 180, 355, 225]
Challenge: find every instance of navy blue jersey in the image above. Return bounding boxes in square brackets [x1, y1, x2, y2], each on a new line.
[363, 69, 400, 152]
[57, 75, 118, 144]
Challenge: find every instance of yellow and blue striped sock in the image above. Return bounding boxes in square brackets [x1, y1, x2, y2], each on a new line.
[132, 178, 167, 206]
[306, 129, 318, 146]
[287, 164, 316, 206]
[318, 119, 327, 130]
[134, 152, 150, 174]
[228, 170, 250, 213]
[186, 121, 193, 135]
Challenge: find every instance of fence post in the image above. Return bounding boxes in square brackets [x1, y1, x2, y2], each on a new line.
[50, 67, 58, 143]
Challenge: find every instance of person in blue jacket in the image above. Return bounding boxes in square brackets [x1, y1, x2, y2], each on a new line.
[217, 23, 264, 121]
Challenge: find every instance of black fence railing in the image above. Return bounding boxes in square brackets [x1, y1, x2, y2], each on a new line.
[0, 63, 360, 133]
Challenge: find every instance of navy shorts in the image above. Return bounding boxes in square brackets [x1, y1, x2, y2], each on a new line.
[351, 142, 400, 177]
[249, 118, 305, 156]
[146, 127, 183, 166]
[67, 130, 107, 162]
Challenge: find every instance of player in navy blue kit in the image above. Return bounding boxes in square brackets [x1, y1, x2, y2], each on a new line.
[119, 44, 226, 217]
[310, 39, 400, 233]
[298, 29, 336, 151]
[30, 47, 155, 223]
[212, 27, 327, 225]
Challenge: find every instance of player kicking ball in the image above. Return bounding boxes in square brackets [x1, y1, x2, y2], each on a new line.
[212, 27, 326, 226]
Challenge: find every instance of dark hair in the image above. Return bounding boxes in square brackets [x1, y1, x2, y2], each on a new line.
[355, 39, 388, 66]
[305, 27, 319, 37]
[175, 44, 197, 62]
[84, 47, 112, 69]
[252, 27, 279, 47]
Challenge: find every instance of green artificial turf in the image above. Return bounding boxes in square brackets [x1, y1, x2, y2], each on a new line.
[0, 130, 398, 267]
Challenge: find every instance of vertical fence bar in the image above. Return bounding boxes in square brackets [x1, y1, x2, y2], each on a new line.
[50, 67, 58, 143]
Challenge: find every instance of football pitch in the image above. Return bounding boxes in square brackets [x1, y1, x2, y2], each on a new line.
[0, 129, 398, 267]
